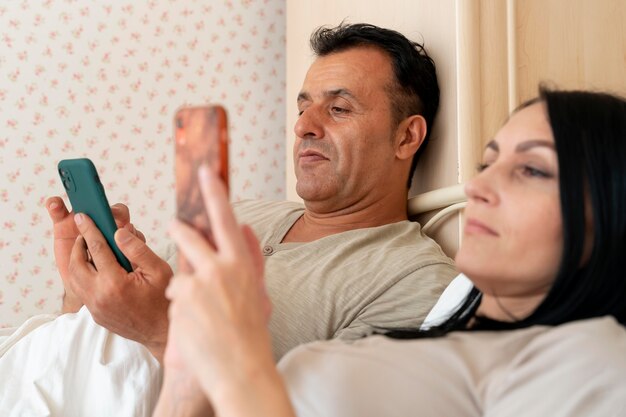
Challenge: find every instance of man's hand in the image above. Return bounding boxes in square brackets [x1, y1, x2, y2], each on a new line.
[46, 196, 145, 313]
[68, 212, 173, 362]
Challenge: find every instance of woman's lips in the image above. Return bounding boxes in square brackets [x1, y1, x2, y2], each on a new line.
[464, 218, 499, 236]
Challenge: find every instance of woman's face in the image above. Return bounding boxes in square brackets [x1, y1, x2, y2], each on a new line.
[455, 102, 562, 313]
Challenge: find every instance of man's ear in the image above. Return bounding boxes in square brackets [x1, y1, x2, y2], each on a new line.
[395, 115, 427, 161]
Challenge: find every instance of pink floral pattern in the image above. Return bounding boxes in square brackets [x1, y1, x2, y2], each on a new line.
[0, 0, 286, 327]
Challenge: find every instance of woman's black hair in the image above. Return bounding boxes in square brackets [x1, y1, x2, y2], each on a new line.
[387, 87, 626, 339]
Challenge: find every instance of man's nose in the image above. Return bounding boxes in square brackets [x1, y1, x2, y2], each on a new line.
[294, 107, 324, 140]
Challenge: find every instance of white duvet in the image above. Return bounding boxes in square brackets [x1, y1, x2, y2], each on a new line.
[0, 306, 162, 417]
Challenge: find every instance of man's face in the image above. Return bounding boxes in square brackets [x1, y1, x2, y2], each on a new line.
[293, 47, 401, 209]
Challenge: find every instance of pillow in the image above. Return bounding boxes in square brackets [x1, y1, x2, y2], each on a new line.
[421, 274, 473, 329]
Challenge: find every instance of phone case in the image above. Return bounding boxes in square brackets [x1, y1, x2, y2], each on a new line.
[58, 158, 133, 272]
[174, 105, 229, 272]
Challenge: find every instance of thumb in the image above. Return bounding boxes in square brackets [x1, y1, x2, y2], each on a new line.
[115, 228, 173, 283]
[46, 196, 71, 224]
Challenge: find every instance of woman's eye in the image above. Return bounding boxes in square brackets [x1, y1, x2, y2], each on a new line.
[476, 163, 490, 173]
[522, 166, 549, 178]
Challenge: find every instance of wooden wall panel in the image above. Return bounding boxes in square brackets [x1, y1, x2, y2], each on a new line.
[284, 0, 626, 257]
[515, 0, 626, 104]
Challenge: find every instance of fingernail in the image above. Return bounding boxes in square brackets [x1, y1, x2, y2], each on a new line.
[74, 213, 83, 225]
[116, 228, 133, 243]
[49, 202, 59, 210]
[199, 164, 211, 180]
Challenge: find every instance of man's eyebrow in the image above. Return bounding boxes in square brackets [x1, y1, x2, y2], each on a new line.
[324, 88, 357, 101]
[297, 88, 358, 104]
[297, 92, 311, 104]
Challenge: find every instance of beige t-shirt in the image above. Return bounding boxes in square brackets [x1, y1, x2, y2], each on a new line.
[234, 200, 457, 359]
[279, 316, 626, 417]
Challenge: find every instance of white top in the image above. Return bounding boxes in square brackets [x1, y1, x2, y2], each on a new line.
[279, 316, 626, 417]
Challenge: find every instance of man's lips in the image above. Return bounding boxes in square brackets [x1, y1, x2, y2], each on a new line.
[464, 218, 499, 236]
[298, 150, 328, 162]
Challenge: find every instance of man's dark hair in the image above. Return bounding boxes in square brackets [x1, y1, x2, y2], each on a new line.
[310, 23, 440, 188]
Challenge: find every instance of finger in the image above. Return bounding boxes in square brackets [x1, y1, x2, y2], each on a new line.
[115, 228, 172, 281]
[123, 223, 147, 243]
[198, 165, 245, 257]
[136, 229, 146, 243]
[74, 213, 124, 273]
[165, 272, 194, 300]
[46, 196, 71, 223]
[68, 235, 98, 299]
[111, 203, 130, 228]
[168, 219, 216, 272]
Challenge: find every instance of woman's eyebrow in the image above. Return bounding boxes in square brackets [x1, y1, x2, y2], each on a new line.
[515, 139, 555, 153]
[485, 139, 498, 152]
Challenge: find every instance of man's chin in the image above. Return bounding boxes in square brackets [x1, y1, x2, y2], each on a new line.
[295, 182, 337, 204]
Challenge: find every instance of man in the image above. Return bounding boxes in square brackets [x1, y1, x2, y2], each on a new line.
[0, 23, 455, 415]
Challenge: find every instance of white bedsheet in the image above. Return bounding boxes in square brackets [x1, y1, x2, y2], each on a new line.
[0, 306, 162, 417]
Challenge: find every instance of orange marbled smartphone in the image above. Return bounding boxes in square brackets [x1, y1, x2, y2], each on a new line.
[174, 105, 229, 272]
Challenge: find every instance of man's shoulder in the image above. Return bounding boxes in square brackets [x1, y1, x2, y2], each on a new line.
[233, 199, 305, 216]
[343, 220, 454, 267]
[233, 199, 304, 225]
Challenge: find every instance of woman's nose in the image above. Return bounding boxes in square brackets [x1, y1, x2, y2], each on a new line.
[465, 167, 499, 205]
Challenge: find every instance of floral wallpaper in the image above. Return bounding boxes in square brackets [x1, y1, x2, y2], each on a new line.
[0, 0, 286, 327]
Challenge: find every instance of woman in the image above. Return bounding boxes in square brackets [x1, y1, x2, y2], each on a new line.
[154, 89, 626, 416]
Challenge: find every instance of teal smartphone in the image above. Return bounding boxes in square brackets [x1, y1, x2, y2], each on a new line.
[58, 158, 133, 272]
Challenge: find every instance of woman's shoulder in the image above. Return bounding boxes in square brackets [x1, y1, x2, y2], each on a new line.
[485, 316, 626, 416]
[531, 316, 626, 357]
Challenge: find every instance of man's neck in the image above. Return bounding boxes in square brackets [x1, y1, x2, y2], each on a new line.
[282, 194, 408, 243]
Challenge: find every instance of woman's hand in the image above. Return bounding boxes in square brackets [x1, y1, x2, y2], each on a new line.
[164, 166, 294, 417]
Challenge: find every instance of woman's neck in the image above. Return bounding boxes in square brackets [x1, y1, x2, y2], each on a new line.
[475, 292, 547, 323]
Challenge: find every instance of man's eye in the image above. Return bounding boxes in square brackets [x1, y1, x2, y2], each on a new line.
[331, 106, 348, 114]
